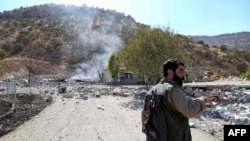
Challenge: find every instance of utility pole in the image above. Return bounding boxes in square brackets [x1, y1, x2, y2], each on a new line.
[14, 80, 16, 112]
[28, 32, 33, 84]
[28, 54, 31, 83]
[6, 76, 9, 100]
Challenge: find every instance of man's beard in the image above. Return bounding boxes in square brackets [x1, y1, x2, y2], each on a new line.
[173, 73, 185, 86]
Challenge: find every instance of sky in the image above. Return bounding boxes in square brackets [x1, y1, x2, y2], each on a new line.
[0, 0, 249, 36]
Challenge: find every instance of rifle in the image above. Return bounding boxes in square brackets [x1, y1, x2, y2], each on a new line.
[142, 88, 157, 139]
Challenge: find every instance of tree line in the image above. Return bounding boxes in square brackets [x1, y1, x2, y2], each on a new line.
[108, 25, 191, 85]
[108, 25, 250, 85]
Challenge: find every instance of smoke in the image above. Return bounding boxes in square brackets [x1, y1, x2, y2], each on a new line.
[40, 4, 126, 81]
[71, 24, 124, 80]
[72, 33, 123, 80]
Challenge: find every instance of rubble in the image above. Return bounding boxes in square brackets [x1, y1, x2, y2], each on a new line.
[97, 105, 104, 110]
[0, 76, 250, 140]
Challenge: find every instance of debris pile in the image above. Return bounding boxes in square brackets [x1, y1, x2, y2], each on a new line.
[1, 76, 250, 140]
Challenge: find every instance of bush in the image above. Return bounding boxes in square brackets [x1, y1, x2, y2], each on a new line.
[50, 38, 62, 48]
[203, 44, 209, 48]
[11, 43, 25, 54]
[203, 51, 212, 59]
[197, 40, 204, 45]
[220, 45, 227, 52]
[241, 72, 250, 80]
[0, 49, 7, 59]
[236, 62, 248, 73]
[1, 43, 12, 52]
[242, 52, 250, 62]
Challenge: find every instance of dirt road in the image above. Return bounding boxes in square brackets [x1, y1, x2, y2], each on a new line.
[0, 95, 220, 141]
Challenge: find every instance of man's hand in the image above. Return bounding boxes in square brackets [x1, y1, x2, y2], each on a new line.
[194, 96, 215, 107]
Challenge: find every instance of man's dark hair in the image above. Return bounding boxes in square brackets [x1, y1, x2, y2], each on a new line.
[163, 59, 184, 77]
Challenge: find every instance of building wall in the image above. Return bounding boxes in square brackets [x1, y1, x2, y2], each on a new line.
[103, 70, 145, 85]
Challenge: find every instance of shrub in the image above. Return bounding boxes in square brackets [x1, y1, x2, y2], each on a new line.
[236, 62, 248, 73]
[197, 40, 204, 45]
[1, 42, 12, 52]
[241, 71, 250, 80]
[0, 49, 7, 59]
[220, 45, 227, 52]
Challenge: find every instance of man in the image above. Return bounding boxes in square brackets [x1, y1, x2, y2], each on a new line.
[142, 59, 213, 141]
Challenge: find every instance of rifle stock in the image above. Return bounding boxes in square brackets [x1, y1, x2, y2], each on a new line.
[142, 89, 158, 139]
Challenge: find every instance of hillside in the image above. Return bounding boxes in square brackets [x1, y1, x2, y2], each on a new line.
[0, 57, 73, 79]
[0, 4, 250, 80]
[183, 41, 250, 81]
[189, 32, 250, 50]
[0, 4, 141, 79]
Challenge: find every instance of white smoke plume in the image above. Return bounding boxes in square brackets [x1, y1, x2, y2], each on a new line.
[72, 33, 123, 80]
[43, 5, 127, 81]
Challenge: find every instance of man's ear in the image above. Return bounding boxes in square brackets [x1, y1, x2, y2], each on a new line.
[167, 69, 173, 77]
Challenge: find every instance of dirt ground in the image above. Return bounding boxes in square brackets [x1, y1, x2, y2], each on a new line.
[0, 93, 220, 141]
[0, 94, 52, 137]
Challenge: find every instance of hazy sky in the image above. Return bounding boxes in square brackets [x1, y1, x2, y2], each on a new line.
[0, 0, 249, 36]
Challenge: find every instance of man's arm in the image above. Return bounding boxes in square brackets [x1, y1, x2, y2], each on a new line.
[170, 87, 207, 118]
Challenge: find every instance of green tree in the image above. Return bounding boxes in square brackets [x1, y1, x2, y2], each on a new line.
[241, 71, 250, 80]
[108, 53, 120, 82]
[119, 25, 189, 85]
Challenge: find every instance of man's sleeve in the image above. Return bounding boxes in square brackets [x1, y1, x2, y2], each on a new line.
[170, 87, 206, 118]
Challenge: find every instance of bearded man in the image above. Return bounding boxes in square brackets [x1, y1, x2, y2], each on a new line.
[142, 59, 213, 141]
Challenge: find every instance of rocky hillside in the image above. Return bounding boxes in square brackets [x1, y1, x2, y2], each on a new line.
[0, 4, 140, 61]
[0, 4, 141, 79]
[0, 4, 250, 80]
[189, 32, 250, 50]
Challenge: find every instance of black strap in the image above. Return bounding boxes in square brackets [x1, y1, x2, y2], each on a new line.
[151, 87, 157, 108]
